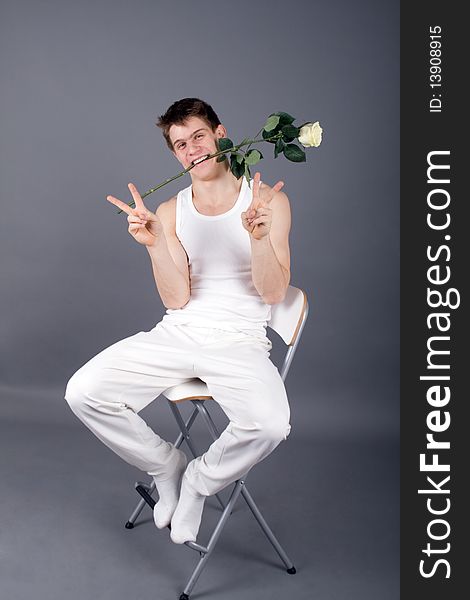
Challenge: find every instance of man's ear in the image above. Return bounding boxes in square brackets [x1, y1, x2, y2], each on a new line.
[215, 124, 227, 138]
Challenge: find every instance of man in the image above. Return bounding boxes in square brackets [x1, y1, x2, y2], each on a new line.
[65, 98, 292, 545]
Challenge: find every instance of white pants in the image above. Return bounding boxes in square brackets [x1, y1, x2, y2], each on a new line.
[64, 321, 291, 497]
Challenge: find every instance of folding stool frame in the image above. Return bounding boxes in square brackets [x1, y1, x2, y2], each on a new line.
[124, 286, 309, 600]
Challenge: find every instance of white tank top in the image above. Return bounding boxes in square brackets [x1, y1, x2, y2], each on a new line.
[161, 176, 271, 336]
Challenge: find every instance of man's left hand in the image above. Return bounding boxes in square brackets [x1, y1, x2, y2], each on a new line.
[241, 172, 284, 240]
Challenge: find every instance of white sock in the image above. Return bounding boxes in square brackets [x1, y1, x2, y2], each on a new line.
[170, 473, 206, 544]
[152, 448, 187, 529]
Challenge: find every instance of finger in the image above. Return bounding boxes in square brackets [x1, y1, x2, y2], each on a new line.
[107, 195, 134, 216]
[252, 208, 271, 216]
[250, 215, 270, 227]
[131, 204, 158, 222]
[262, 180, 284, 205]
[128, 182, 146, 211]
[141, 210, 158, 222]
[128, 215, 147, 224]
[128, 223, 147, 233]
[248, 172, 261, 210]
[241, 212, 255, 230]
[247, 207, 270, 222]
[272, 180, 284, 194]
[243, 207, 269, 219]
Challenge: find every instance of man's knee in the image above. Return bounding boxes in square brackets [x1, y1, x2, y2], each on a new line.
[64, 371, 84, 414]
[256, 416, 291, 444]
[64, 366, 102, 415]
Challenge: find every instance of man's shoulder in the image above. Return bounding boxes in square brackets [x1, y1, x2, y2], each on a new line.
[268, 189, 291, 213]
[156, 195, 177, 232]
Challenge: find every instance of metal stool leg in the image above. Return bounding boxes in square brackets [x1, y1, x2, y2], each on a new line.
[193, 400, 296, 571]
[192, 400, 220, 440]
[179, 478, 246, 600]
[125, 479, 156, 529]
[240, 484, 296, 573]
[178, 477, 296, 599]
[167, 401, 202, 460]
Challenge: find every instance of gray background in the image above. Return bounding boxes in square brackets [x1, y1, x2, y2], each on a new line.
[0, 0, 399, 599]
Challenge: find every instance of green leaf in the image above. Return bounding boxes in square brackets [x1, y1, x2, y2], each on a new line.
[230, 160, 241, 179]
[230, 155, 245, 179]
[274, 111, 295, 126]
[216, 154, 227, 162]
[262, 128, 277, 143]
[263, 114, 280, 132]
[283, 143, 306, 163]
[281, 124, 300, 142]
[227, 151, 243, 163]
[217, 137, 234, 152]
[274, 137, 285, 159]
[244, 164, 252, 183]
[239, 137, 251, 146]
[245, 149, 263, 166]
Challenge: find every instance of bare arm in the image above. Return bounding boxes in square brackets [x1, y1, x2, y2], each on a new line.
[147, 198, 190, 309]
[249, 191, 291, 304]
[106, 184, 190, 309]
[241, 174, 291, 304]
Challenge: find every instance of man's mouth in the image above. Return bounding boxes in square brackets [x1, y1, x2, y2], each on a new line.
[190, 154, 210, 167]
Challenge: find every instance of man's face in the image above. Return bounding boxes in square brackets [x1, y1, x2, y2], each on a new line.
[169, 116, 226, 173]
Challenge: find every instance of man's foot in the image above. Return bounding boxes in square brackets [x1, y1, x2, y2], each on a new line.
[152, 448, 187, 529]
[170, 473, 206, 544]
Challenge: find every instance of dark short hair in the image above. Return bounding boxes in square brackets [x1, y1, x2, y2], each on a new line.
[156, 98, 221, 151]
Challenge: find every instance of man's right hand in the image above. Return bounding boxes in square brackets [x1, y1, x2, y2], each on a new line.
[107, 183, 163, 247]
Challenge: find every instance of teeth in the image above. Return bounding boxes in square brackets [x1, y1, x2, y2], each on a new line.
[192, 155, 208, 166]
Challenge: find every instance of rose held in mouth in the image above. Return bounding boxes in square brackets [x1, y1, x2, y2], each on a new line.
[113, 110, 323, 213]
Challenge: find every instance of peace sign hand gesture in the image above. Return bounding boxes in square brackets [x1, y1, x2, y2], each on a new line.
[106, 183, 163, 247]
[241, 172, 284, 241]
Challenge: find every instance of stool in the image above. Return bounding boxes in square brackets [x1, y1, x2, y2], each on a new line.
[125, 285, 308, 599]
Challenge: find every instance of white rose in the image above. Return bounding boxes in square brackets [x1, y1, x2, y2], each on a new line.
[298, 121, 323, 147]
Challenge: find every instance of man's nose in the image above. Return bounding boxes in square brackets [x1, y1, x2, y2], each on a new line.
[188, 141, 202, 155]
